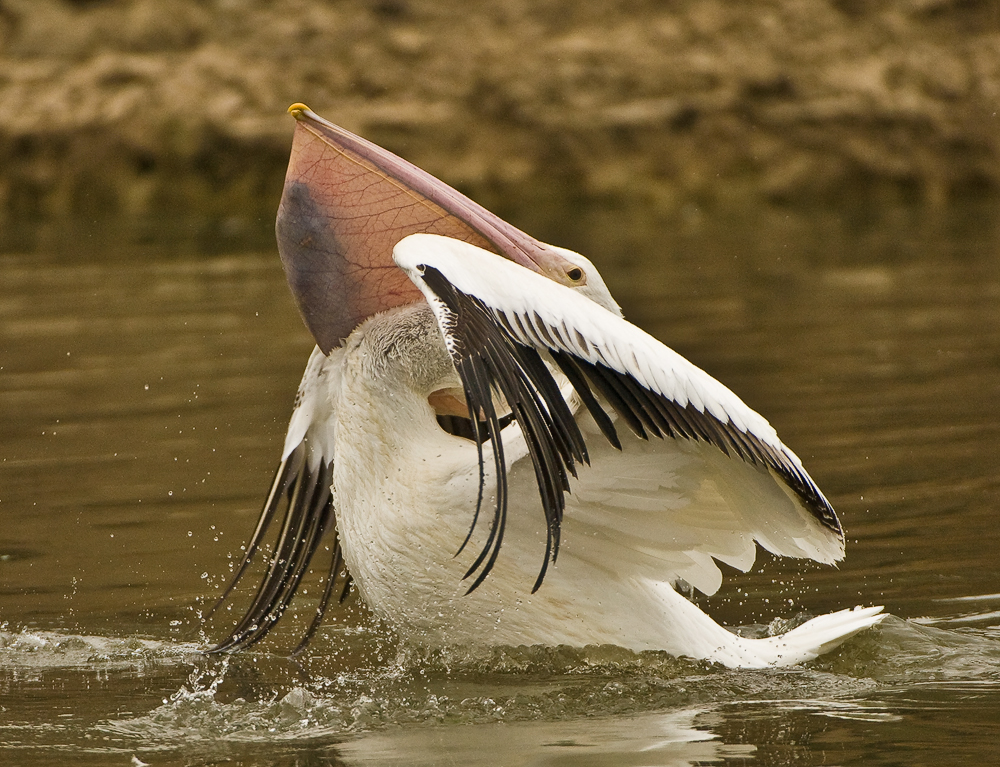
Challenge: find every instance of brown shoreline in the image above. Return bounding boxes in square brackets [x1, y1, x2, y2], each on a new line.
[2, 0, 998, 224]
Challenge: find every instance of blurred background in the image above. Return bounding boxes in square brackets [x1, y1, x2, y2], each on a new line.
[1, 0, 998, 233]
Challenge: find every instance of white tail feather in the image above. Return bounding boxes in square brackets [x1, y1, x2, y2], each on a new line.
[714, 605, 885, 668]
[638, 581, 884, 668]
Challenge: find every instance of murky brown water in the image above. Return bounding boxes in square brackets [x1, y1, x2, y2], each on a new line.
[2, 202, 999, 765]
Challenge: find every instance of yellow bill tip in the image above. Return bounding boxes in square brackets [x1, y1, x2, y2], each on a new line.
[287, 103, 312, 119]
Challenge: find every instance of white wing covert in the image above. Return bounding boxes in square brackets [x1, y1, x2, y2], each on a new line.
[394, 233, 845, 596]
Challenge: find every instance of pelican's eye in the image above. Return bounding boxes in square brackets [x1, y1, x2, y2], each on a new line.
[567, 267, 584, 282]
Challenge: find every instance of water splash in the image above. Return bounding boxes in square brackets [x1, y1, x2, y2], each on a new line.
[0, 627, 199, 670]
[96, 631, 890, 746]
[814, 615, 1000, 684]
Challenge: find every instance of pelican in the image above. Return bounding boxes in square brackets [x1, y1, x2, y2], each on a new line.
[207, 105, 883, 667]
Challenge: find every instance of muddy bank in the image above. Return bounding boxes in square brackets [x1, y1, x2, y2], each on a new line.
[1, 0, 998, 226]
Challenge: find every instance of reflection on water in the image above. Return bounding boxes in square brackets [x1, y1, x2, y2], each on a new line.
[1, 202, 999, 765]
[332, 709, 754, 766]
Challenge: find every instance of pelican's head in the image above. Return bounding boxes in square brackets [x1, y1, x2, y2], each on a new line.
[546, 245, 622, 317]
[275, 104, 598, 354]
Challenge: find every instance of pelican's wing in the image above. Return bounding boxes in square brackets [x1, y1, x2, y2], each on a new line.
[394, 233, 844, 593]
[207, 346, 351, 654]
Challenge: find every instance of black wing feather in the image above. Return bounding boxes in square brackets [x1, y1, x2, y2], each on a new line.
[549, 350, 621, 450]
[207, 442, 352, 654]
[421, 266, 587, 591]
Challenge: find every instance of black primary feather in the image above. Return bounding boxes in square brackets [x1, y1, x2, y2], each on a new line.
[420, 265, 588, 592]
[206, 442, 352, 654]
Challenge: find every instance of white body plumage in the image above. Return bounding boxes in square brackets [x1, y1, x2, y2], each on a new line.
[271, 235, 883, 667]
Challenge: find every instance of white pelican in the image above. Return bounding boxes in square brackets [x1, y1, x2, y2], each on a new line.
[207, 105, 883, 667]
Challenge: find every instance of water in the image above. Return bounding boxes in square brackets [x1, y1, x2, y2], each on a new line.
[1, 203, 999, 765]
